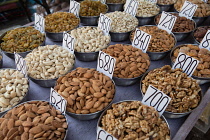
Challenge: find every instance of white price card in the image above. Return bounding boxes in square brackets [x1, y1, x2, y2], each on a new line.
[157, 11, 177, 34]
[97, 127, 117, 140]
[34, 13, 45, 33]
[199, 30, 210, 51]
[142, 85, 171, 116]
[202, 0, 208, 3]
[98, 0, 106, 4]
[14, 53, 28, 78]
[132, 28, 151, 53]
[50, 88, 67, 115]
[98, 13, 112, 36]
[62, 32, 75, 54]
[97, 51, 116, 79]
[69, 0, 80, 17]
[124, 0, 138, 17]
[145, 0, 157, 3]
[172, 52, 199, 77]
[179, 1, 198, 19]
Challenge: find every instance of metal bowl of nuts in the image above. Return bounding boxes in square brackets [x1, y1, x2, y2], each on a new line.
[97, 100, 171, 139]
[69, 26, 111, 61]
[154, 12, 197, 42]
[0, 50, 2, 68]
[45, 12, 80, 42]
[157, 0, 177, 12]
[140, 65, 203, 118]
[130, 25, 177, 60]
[25, 45, 75, 88]
[54, 67, 116, 120]
[0, 26, 45, 59]
[193, 26, 210, 45]
[0, 68, 29, 116]
[106, 0, 125, 12]
[170, 44, 210, 84]
[0, 100, 68, 139]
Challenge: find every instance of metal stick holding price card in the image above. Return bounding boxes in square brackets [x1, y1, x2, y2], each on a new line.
[199, 30, 210, 51]
[69, 0, 80, 17]
[132, 28, 151, 53]
[124, 0, 138, 17]
[172, 52, 199, 77]
[62, 31, 75, 54]
[157, 11, 177, 34]
[34, 13, 45, 33]
[14, 53, 28, 79]
[142, 85, 171, 116]
[179, 1, 198, 19]
[97, 51, 116, 79]
[50, 88, 67, 115]
[96, 127, 117, 140]
[98, 13, 112, 36]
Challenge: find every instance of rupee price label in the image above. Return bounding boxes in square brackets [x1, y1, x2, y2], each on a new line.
[124, 0, 138, 17]
[132, 28, 151, 53]
[199, 30, 210, 51]
[97, 127, 117, 140]
[97, 51, 116, 79]
[34, 13, 45, 33]
[142, 85, 171, 116]
[50, 88, 67, 115]
[157, 11, 177, 34]
[172, 52, 199, 77]
[179, 1, 198, 19]
[98, 0, 106, 4]
[62, 32, 75, 54]
[69, 0, 80, 17]
[14, 53, 28, 79]
[98, 13, 112, 36]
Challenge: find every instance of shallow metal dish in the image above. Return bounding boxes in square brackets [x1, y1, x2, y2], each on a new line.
[106, 3, 124, 12]
[157, 3, 174, 12]
[136, 15, 157, 26]
[110, 31, 131, 41]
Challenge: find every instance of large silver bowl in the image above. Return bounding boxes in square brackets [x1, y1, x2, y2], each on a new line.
[140, 68, 203, 118]
[157, 3, 174, 12]
[110, 30, 131, 41]
[136, 15, 157, 26]
[107, 3, 124, 12]
[97, 100, 171, 139]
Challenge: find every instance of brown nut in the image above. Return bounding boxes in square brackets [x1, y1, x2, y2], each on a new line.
[193, 26, 210, 42]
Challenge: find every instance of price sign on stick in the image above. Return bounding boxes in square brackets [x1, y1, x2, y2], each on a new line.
[34, 13, 45, 33]
[142, 85, 171, 116]
[157, 11, 177, 34]
[179, 1, 198, 19]
[97, 51, 116, 79]
[172, 52, 199, 77]
[124, 0, 138, 17]
[50, 88, 67, 115]
[199, 30, 210, 51]
[98, 14, 112, 36]
[132, 28, 151, 53]
[62, 32, 75, 54]
[97, 127, 117, 140]
[69, 0, 80, 17]
[14, 53, 28, 79]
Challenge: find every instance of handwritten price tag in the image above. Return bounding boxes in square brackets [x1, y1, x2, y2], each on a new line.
[97, 51, 116, 79]
[124, 0, 138, 17]
[179, 1, 198, 19]
[34, 13, 45, 33]
[172, 52, 199, 77]
[97, 127, 117, 140]
[199, 30, 210, 51]
[142, 85, 171, 116]
[62, 32, 75, 54]
[98, 14, 112, 36]
[132, 28, 151, 53]
[14, 53, 28, 78]
[50, 88, 67, 115]
[98, 0, 106, 4]
[69, 0, 80, 17]
[157, 11, 177, 34]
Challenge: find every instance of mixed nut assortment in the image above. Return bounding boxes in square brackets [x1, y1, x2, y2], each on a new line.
[0, 101, 68, 140]
[141, 65, 201, 113]
[102, 44, 150, 78]
[55, 67, 115, 114]
[193, 26, 210, 43]
[100, 101, 170, 140]
[157, 0, 177, 5]
[69, 27, 110, 52]
[172, 44, 210, 78]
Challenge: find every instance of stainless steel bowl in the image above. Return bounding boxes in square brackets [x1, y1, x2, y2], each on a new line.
[110, 31, 131, 41]
[192, 16, 208, 26]
[136, 15, 156, 26]
[140, 68, 203, 118]
[157, 3, 174, 12]
[45, 31, 63, 42]
[112, 76, 143, 86]
[107, 3, 124, 12]
[0, 50, 2, 68]
[97, 100, 171, 139]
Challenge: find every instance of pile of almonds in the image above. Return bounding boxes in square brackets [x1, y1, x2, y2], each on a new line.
[55, 67, 115, 114]
[103, 44, 150, 78]
[0, 101, 68, 140]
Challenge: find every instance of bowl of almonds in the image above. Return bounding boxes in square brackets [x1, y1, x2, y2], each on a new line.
[140, 65, 202, 118]
[0, 100, 68, 139]
[54, 67, 115, 120]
